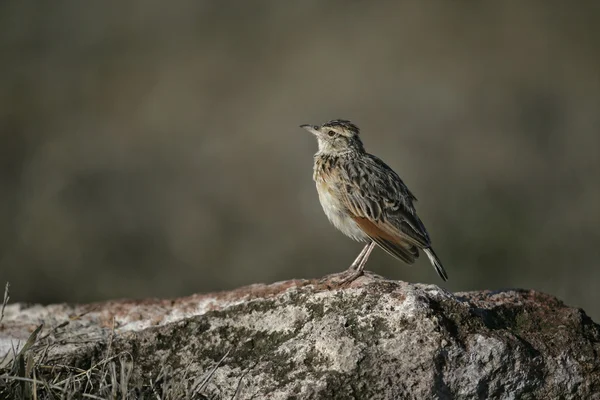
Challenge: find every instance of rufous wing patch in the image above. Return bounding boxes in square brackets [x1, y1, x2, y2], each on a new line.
[352, 216, 419, 264]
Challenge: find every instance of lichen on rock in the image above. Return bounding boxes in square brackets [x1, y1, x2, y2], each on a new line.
[1, 274, 599, 399]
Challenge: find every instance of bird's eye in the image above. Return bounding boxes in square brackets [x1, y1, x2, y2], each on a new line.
[327, 130, 336, 137]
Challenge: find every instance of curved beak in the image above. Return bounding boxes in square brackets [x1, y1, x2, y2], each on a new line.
[299, 124, 320, 135]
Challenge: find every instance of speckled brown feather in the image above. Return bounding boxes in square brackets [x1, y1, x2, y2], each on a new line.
[351, 216, 418, 264]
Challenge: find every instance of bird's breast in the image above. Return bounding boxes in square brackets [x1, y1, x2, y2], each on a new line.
[315, 179, 367, 242]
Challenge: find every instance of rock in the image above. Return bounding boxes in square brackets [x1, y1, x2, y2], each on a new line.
[1, 273, 599, 399]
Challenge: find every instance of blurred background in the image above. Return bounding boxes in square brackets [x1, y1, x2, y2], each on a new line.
[1, 2, 599, 318]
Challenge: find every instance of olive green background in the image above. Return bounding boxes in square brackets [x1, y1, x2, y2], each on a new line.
[1, 2, 599, 319]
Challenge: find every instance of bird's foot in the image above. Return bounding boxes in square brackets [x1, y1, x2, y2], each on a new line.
[319, 267, 364, 287]
[338, 267, 364, 286]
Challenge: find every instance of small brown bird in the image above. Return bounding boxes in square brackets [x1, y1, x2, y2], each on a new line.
[301, 119, 448, 283]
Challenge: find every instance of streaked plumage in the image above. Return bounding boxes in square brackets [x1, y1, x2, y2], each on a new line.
[301, 119, 448, 282]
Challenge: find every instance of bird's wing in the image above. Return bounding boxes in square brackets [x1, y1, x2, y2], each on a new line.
[352, 216, 419, 264]
[337, 154, 432, 263]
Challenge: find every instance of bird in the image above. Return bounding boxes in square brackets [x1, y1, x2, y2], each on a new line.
[300, 119, 448, 284]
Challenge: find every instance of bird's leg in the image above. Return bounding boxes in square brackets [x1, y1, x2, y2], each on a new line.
[346, 242, 372, 271]
[340, 241, 376, 285]
[355, 241, 376, 274]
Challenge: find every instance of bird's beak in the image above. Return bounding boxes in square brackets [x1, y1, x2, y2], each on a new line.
[300, 124, 320, 135]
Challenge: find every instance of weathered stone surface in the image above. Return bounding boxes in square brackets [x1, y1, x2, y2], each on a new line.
[1, 274, 600, 399]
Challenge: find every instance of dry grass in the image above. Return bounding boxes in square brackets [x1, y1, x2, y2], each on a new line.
[0, 333, 223, 400]
[0, 343, 230, 399]
[0, 283, 8, 324]
[0, 283, 241, 400]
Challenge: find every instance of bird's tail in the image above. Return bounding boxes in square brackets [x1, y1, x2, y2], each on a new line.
[424, 247, 448, 282]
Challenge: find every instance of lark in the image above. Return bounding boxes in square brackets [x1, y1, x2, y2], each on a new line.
[301, 119, 448, 284]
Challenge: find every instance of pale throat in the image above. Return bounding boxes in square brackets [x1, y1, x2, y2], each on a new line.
[316, 138, 334, 153]
[316, 138, 350, 155]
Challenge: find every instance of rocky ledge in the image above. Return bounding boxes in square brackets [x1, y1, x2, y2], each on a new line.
[1, 273, 599, 399]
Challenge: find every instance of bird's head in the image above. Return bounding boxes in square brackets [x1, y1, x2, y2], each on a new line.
[300, 119, 364, 155]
